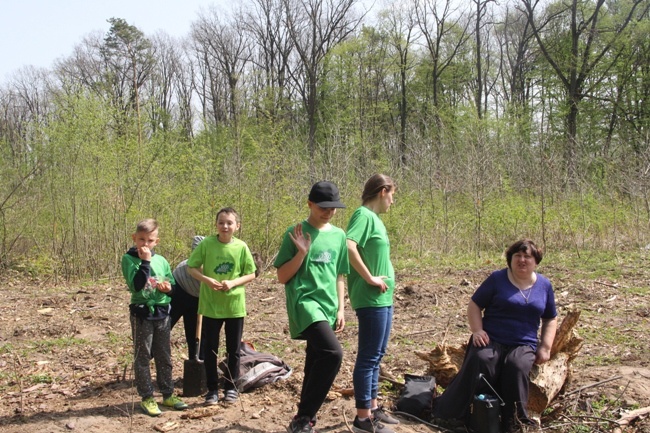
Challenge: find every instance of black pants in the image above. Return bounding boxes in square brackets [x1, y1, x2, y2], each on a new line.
[432, 338, 535, 429]
[203, 316, 244, 392]
[296, 321, 343, 420]
[170, 285, 202, 359]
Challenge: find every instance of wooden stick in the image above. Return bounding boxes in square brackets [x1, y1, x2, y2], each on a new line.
[595, 280, 628, 289]
[565, 375, 623, 396]
[343, 409, 354, 433]
[402, 328, 439, 337]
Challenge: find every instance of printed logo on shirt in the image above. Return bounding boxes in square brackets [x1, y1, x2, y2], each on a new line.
[214, 262, 234, 275]
[312, 250, 335, 264]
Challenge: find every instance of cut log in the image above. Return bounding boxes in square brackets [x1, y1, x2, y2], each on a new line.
[529, 311, 583, 415]
[528, 352, 570, 414]
[416, 310, 582, 414]
[550, 310, 581, 358]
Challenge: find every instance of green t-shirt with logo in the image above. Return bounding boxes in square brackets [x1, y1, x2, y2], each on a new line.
[346, 206, 395, 309]
[187, 235, 256, 319]
[274, 221, 350, 339]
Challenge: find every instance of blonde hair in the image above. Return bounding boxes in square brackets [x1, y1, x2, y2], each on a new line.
[136, 218, 159, 234]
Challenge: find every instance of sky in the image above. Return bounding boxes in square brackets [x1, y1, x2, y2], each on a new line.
[0, 0, 226, 84]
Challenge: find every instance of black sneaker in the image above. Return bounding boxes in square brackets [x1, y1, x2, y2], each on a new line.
[204, 390, 219, 405]
[352, 416, 395, 433]
[372, 407, 399, 425]
[287, 415, 316, 433]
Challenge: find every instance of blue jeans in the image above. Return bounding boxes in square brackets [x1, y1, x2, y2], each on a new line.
[353, 306, 393, 409]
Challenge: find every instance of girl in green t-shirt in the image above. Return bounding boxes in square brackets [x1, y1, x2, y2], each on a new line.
[346, 174, 399, 433]
[188, 208, 257, 405]
[274, 181, 349, 433]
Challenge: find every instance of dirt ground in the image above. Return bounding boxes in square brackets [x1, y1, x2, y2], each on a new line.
[1, 263, 649, 433]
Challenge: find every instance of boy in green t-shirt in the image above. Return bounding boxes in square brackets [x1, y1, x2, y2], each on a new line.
[188, 208, 257, 405]
[121, 219, 187, 416]
[274, 181, 350, 433]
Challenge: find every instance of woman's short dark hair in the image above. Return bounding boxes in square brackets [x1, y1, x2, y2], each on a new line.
[506, 239, 543, 268]
[361, 174, 397, 204]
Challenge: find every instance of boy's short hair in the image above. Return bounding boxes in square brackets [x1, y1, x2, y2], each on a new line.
[136, 218, 159, 234]
[216, 207, 241, 222]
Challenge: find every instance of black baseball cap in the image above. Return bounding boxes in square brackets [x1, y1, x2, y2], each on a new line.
[308, 181, 346, 208]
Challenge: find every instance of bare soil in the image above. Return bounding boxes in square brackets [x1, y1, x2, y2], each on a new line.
[1, 263, 649, 433]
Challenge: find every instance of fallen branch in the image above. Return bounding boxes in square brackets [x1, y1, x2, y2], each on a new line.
[565, 375, 623, 396]
[613, 406, 650, 433]
[402, 328, 439, 337]
[343, 409, 354, 433]
[595, 280, 627, 289]
[331, 386, 354, 397]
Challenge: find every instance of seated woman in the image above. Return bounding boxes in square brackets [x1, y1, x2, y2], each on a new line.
[431, 239, 558, 433]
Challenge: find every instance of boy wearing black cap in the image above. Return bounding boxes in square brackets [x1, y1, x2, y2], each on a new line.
[274, 181, 350, 433]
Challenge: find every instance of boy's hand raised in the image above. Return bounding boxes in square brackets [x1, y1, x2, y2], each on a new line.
[288, 223, 311, 255]
[137, 246, 152, 261]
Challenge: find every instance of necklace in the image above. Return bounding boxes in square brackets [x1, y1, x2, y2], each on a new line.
[508, 270, 536, 304]
[518, 287, 533, 304]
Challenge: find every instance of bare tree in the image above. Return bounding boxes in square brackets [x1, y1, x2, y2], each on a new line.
[192, 7, 252, 129]
[147, 32, 181, 134]
[495, 5, 535, 118]
[53, 32, 106, 98]
[415, 0, 472, 124]
[382, 0, 419, 166]
[283, 0, 362, 177]
[175, 38, 197, 141]
[519, 0, 650, 185]
[241, 0, 295, 122]
[472, 0, 495, 119]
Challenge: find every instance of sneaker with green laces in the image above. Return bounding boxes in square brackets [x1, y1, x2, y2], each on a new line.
[162, 394, 188, 410]
[140, 396, 161, 416]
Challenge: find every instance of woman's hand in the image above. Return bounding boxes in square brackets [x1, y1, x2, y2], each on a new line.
[535, 346, 551, 364]
[368, 275, 388, 293]
[335, 310, 345, 333]
[471, 330, 490, 347]
[467, 301, 488, 346]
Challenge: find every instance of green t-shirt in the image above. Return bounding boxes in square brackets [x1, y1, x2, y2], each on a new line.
[187, 235, 256, 319]
[346, 206, 395, 309]
[274, 221, 350, 339]
[121, 251, 175, 310]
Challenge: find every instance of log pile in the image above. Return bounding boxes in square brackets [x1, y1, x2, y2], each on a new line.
[415, 310, 583, 415]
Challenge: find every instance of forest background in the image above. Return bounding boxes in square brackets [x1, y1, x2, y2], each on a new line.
[2, 0, 650, 279]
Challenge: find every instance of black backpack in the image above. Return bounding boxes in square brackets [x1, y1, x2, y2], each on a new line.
[395, 374, 437, 420]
